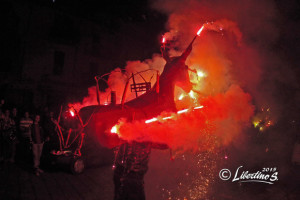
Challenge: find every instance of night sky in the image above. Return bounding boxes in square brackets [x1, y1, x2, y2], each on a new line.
[2, 0, 300, 73]
[1, 0, 300, 111]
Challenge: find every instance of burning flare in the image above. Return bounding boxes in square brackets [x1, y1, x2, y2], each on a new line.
[197, 25, 205, 36]
[70, 110, 75, 117]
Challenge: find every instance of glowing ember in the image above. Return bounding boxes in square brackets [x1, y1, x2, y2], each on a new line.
[252, 107, 274, 132]
[253, 121, 260, 128]
[197, 25, 205, 36]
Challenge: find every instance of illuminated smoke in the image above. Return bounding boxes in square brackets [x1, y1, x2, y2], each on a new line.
[70, 54, 166, 111]
[65, 0, 291, 199]
[113, 85, 254, 151]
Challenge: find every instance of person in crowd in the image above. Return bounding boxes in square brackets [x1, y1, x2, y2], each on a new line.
[113, 141, 168, 200]
[10, 107, 20, 163]
[31, 114, 48, 176]
[0, 109, 16, 163]
[20, 111, 33, 162]
[20, 111, 33, 139]
[0, 99, 5, 111]
[0, 109, 4, 162]
[43, 111, 58, 151]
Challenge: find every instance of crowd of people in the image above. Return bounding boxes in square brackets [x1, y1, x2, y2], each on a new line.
[0, 100, 58, 176]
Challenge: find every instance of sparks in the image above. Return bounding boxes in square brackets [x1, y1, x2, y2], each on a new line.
[253, 121, 260, 128]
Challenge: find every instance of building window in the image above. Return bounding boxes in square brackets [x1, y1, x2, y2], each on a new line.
[53, 51, 65, 75]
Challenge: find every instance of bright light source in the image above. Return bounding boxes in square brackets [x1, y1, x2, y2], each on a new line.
[189, 91, 195, 99]
[194, 106, 204, 110]
[177, 109, 189, 114]
[145, 118, 158, 124]
[111, 125, 118, 134]
[197, 70, 206, 78]
[178, 94, 185, 100]
[197, 25, 205, 36]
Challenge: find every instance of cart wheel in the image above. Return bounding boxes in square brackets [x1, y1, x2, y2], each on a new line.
[70, 157, 85, 174]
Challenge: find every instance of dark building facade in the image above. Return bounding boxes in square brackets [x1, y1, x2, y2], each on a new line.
[1, 0, 165, 111]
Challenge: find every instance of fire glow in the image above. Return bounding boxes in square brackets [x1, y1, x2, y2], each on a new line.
[70, 110, 75, 117]
[197, 25, 205, 36]
[111, 106, 204, 134]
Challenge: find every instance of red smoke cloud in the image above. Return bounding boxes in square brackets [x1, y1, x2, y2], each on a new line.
[113, 85, 254, 152]
[69, 0, 282, 151]
[70, 54, 166, 111]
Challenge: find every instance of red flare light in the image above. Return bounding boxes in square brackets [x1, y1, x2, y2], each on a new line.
[162, 36, 166, 44]
[145, 106, 203, 125]
[197, 25, 205, 36]
[111, 125, 118, 134]
[70, 110, 75, 117]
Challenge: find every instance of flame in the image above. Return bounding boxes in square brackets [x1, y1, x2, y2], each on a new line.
[145, 117, 158, 124]
[197, 70, 206, 78]
[175, 67, 207, 108]
[177, 108, 189, 114]
[144, 107, 201, 125]
[70, 110, 75, 117]
[197, 25, 205, 36]
[111, 125, 118, 134]
[189, 90, 196, 99]
[178, 94, 185, 100]
[162, 37, 166, 44]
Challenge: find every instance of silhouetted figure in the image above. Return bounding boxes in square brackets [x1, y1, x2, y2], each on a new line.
[0, 110, 16, 163]
[31, 114, 48, 176]
[20, 111, 33, 162]
[113, 141, 168, 200]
